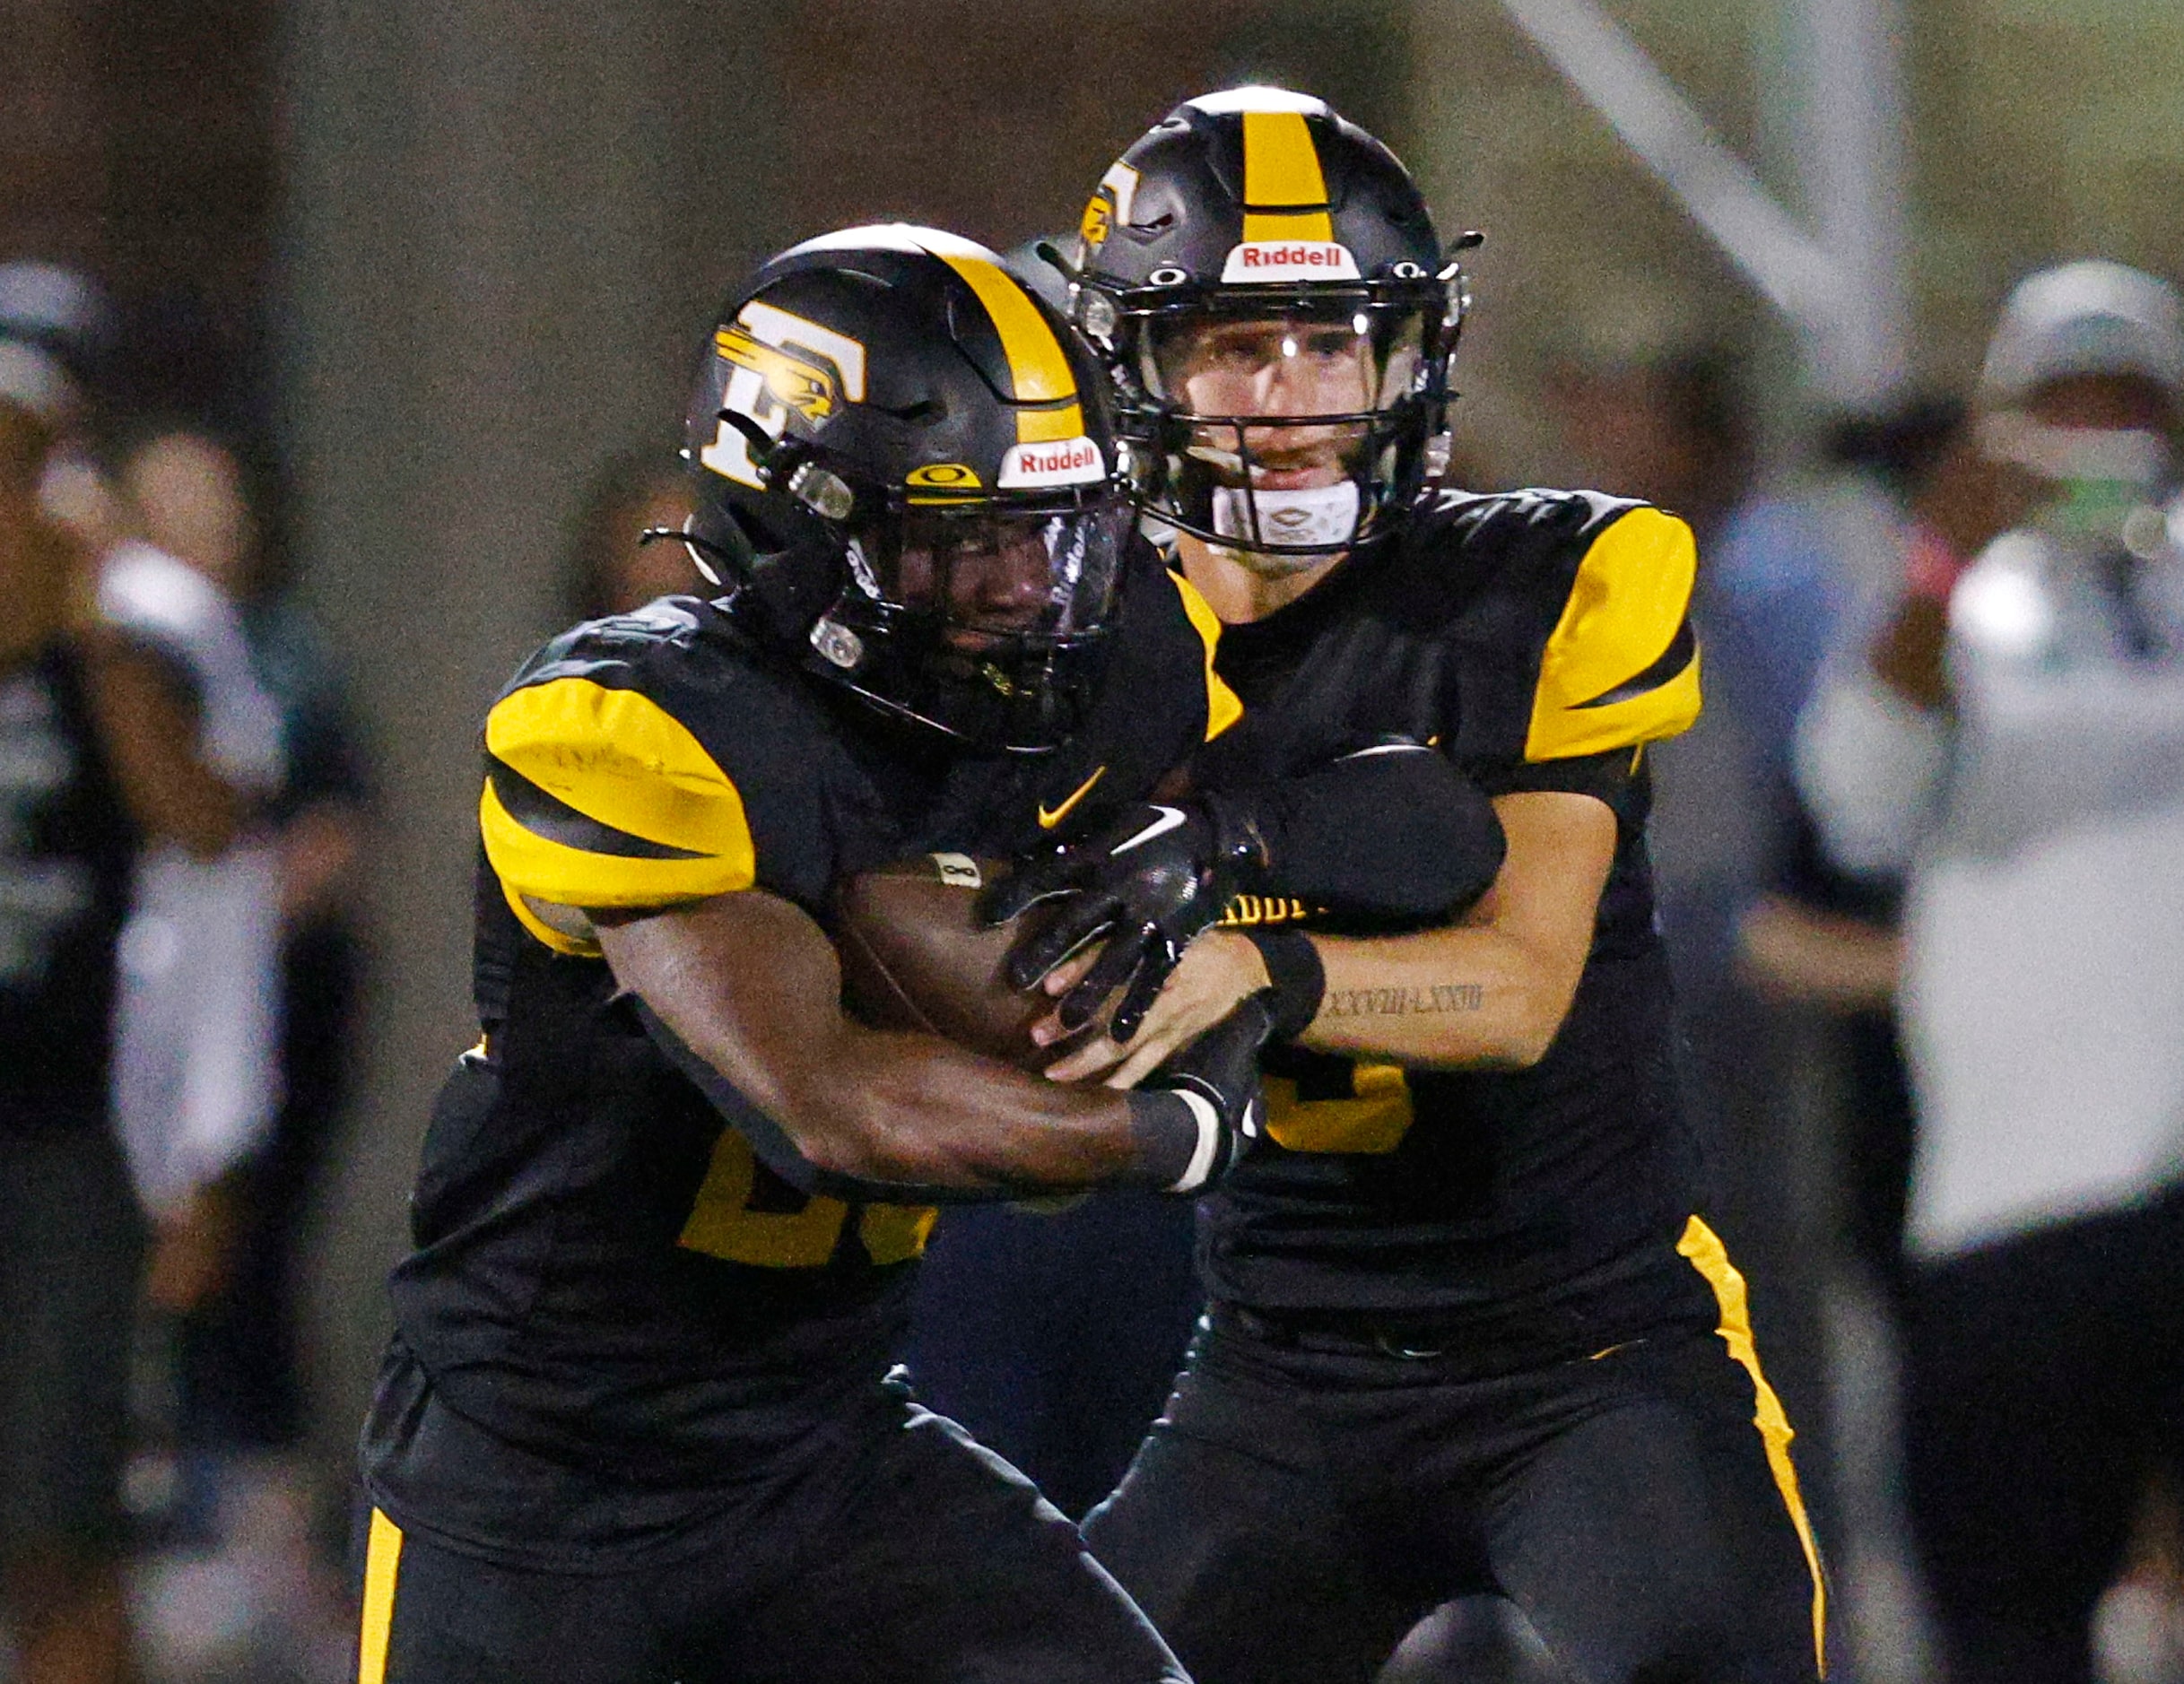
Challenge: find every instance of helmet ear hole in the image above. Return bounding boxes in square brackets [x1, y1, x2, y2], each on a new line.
[721, 501, 784, 560]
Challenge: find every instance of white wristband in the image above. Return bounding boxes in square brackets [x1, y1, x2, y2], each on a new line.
[1166, 1089, 1224, 1194]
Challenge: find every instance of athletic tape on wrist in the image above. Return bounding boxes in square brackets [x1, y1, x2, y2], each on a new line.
[1167, 1089, 1223, 1194]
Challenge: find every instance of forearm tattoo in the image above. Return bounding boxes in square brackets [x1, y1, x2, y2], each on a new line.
[1322, 983, 1485, 1019]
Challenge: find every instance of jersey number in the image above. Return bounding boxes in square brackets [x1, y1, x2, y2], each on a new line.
[677, 1129, 935, 1269]
[1264, 1063, 1417, 1155]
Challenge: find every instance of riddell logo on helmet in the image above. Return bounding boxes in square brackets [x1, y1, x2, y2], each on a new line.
[999, 437, 1106, 488]
[1220, 241, 1363, 284]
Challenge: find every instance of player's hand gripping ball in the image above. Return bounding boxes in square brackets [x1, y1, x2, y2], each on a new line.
[979, 798, 1264, 1042]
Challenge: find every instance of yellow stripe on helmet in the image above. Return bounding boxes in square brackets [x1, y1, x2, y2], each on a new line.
[775, 223, 1087, 447]
[910, 230, 1084, 446]
[1240, 109, 1335, 244]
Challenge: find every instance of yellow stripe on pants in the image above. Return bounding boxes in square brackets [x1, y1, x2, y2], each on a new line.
[357, 1507, 403, 1684]
[1676, 1215, 1828, 1678]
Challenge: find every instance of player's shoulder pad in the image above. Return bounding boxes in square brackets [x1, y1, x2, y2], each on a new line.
[1423, 488, 1701, 763]
[1168, 566, 1244, 742]
[478, 597, 808, 942]
[1411, 484, 1641, 569]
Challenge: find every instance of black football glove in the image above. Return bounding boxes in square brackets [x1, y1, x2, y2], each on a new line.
[1125, 994, 1274, 1193]
[981, 796, 1266, 1041]
[983, 742, 1506, 1043]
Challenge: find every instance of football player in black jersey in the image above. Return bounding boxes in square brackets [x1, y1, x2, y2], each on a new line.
[353, 224, 1503, 1684]
[992, 90, 1829, 1684]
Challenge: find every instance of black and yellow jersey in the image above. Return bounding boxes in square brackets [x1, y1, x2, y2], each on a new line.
[368, 541, 1234, 1558]
[1192, 488, 1712, 1349]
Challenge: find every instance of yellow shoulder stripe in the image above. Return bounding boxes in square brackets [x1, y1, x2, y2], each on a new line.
[913, 230, 1084, 447]
[487, 677, 754, 859]
[1241, 109, 1335, 243]
[480, 777, 753, 913]
[1525, 507, 1702, 760]
[1170, 571, 1244, 742]
[480, 677, 756, 916]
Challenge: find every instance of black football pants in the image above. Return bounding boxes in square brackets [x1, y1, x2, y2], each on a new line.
[1085, 1305, 1826, 1684]
[352, 1390, 1186, 1684]
[907, 1193, 1204, 1519]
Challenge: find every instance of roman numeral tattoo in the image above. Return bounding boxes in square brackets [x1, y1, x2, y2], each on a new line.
[1322, 984, 1485, 1018]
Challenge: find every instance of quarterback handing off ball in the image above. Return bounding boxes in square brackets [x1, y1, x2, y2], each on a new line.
[834, 854, 1059, 1069]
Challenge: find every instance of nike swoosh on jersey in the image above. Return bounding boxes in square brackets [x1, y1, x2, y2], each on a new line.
[1037, 764, 1107, 829]
[1111, 804, 1187, 855]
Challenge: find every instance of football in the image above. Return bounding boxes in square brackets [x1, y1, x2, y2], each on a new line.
[832, 853, 1060, 1069]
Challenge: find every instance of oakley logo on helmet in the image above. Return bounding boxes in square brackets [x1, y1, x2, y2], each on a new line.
[905, 462, 982, 490]
[930, 853, 985, 889]
[998, 436, 1106, 489]
[1220, 241, 1363, 283]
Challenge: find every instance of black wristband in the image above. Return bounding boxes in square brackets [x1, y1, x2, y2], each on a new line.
[1244, 927, 1325, 1042]
[1127, 1089, 1223, 1194]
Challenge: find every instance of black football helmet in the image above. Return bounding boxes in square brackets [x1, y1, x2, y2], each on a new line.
[683, 225, 1132, 753]
[1066, 87, 1475, 560]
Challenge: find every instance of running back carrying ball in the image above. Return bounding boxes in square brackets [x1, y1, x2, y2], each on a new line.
[833, 853, 1056, 1067]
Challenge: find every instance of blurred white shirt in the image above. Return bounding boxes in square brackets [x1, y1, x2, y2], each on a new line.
[1797, 507, 2184, 1256]
[99, 541, 285, 1214]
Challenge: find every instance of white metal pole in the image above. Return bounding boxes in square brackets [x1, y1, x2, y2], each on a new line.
[1484, 0, 1910, 409]
[1794, 0, 1912, 404]
[1489, 0, 1839, 328]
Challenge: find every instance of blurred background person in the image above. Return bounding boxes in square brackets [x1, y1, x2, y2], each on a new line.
[1736, 400, 1966, 1308]
[0, 307, 240, 1684]
[3, 260, 291, 1680]
[93, 430, 285, 1252]
[561, 447, 696, 622]
[1797, 258, 2184, 1684]
[119, 421, 374, 1682]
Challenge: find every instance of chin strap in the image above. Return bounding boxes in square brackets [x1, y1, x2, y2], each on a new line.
[639, 524, 738, 589]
